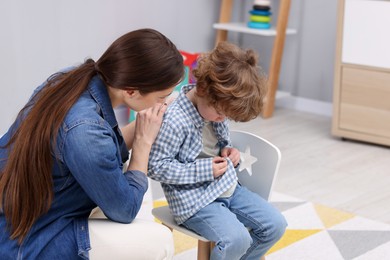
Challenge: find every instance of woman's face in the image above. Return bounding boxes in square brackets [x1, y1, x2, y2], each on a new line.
[125, 86, 175, 112]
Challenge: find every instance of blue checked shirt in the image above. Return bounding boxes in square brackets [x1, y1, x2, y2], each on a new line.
[148, 84, 238, 224]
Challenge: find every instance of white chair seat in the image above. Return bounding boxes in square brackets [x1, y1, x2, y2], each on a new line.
[152, 206, 209, 242]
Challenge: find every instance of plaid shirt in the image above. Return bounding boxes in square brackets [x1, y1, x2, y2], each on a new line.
[148, 84, 238, 224]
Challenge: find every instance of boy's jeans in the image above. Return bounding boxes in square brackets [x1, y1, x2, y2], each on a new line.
[182, 184, 287, 260]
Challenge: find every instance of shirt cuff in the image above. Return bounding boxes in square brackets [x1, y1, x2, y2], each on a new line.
[123, 170, 148, 193]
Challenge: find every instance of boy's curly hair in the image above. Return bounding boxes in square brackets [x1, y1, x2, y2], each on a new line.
[192, 41, 267, 122]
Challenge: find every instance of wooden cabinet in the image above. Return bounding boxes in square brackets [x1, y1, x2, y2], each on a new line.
[213, 0, 296, 118]
[332, 0, 390, 146]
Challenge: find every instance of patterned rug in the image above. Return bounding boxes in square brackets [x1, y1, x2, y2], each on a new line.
[152, 192, 390, 260]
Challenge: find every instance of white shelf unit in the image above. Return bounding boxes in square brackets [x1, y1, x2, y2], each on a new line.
[214, 0, 295, 118]
[213, 22, 297, 36]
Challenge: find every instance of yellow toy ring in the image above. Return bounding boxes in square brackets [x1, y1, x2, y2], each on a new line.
[250, 15, 271, 23]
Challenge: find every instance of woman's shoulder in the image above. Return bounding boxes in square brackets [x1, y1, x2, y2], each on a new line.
[63, 91, 109, 131]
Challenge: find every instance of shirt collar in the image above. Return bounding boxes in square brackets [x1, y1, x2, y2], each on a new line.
[88, 75, 118, 128]
[177, 84, 204, 128]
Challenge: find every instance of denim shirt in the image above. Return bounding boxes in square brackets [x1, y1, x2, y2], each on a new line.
[0, 74, 148, 259]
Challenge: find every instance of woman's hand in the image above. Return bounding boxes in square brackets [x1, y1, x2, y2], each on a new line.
[221, 147, 240, 167]
[212, 156, 228, 178]
[134, 103, 167, 146]
[128, 103, 167, 173]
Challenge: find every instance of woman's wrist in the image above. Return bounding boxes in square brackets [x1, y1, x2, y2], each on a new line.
[127, 140, 152, 173]
[132, 137, 153, 150]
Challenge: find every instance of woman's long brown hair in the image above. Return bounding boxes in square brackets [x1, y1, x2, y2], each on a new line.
[0, 28, 183, 243]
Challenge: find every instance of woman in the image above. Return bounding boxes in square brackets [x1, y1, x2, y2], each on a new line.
[0, 28, 184, 259]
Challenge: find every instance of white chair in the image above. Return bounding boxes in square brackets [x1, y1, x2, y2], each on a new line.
[151, 130, 281, 260]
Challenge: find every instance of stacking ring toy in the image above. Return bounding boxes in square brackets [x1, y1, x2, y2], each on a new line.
[250, 15, 271, 23]
[247, 21, 271, 29]
[253, 5, 271, 11]
[249, 10, 272, 16]
[254, 0, 271, 6]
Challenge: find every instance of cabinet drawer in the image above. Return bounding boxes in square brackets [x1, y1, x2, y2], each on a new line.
[339, 67, 390, 138]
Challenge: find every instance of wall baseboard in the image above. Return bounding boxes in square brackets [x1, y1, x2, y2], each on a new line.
[275, 92, 333, 117]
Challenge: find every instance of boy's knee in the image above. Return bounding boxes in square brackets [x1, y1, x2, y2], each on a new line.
[236, 230, 252, 253]
[219, 228, 252, 256]
[269, 212, 287, 242]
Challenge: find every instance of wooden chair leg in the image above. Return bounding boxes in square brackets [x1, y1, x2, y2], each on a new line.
[197, 240, 211, 260]
[210, 241, 215, 252]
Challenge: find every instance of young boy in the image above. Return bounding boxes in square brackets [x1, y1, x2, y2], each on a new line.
[148, 41, 286, 259]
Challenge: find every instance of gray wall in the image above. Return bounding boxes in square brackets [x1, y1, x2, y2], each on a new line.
[236, 0, 338, 102]
[0, 0, 339, 134]
[0, 0, 219, 134]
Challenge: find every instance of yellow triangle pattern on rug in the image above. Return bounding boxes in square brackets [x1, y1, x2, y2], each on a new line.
[152, 198, 353, 256]
[152, 200, 168, 223]
[152, 193, 390, 258]
[172, 231, 197, 255]
[266, 229, 321, 255]
[153, 200, 168, 208]
[314, 204, 355, 229]
[266, 202, 355, 255]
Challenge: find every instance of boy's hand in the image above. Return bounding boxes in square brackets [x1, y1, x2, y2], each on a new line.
[212, 157, 228, 178]
[221, 147, 240, 167]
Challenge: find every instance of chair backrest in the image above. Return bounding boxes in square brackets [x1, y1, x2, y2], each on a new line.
[230, 130, 281, 201]
[149, 130, 281, 202]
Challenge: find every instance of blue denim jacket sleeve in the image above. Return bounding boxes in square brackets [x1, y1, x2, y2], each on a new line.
[62, 120, 148, 223]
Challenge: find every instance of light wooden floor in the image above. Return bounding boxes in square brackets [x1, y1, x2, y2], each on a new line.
[230, 107, 390, 224]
